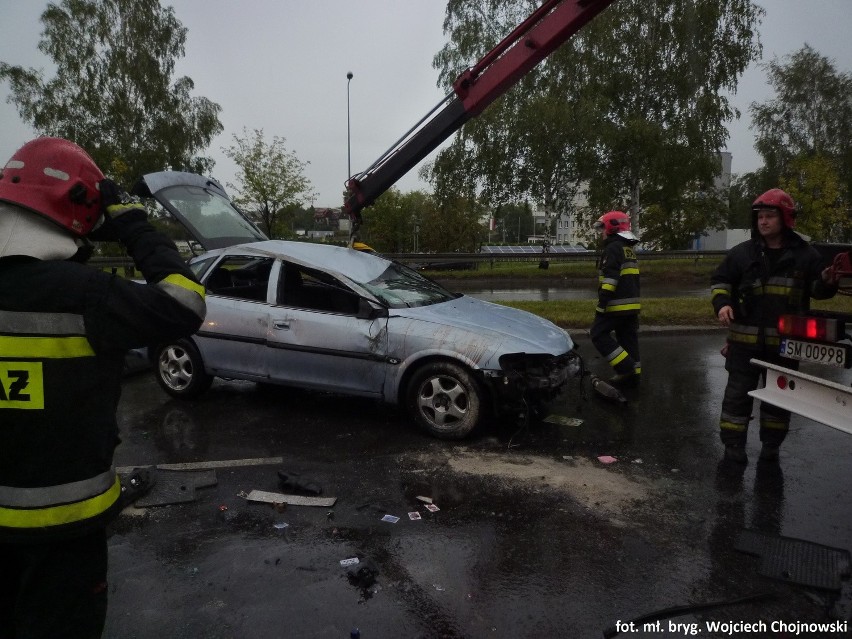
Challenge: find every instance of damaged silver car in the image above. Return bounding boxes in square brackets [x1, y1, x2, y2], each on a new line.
[135, 172, 583, 439]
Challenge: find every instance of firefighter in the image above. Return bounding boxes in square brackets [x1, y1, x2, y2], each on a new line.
[0, 138, 206, 638]
[590, 210, 641, 387]
[711, 188, 839, 464]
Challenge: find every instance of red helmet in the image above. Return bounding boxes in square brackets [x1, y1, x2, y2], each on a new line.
[594, 210, 631, 236]
[0, 137, 105, 237]
[752, 188, 796, 228]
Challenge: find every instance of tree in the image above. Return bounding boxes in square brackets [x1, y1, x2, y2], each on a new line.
[492, 202, 535, 244]
[429, 0, 763, 247]
[781, 154, 848, 242]
[222, 128, 315, 239]
[361, 189, 433, 253]
[751, 46, 852, 192]
[640, 184, 730, 249]
[420, 195, 487, 253]
[0, 0, 222, 185]
[750, 45, 852, 240]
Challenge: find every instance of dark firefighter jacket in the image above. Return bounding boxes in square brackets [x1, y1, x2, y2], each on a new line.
[710, 232, 836, 351]
[0, 221, 205, 542]
[596, 235, 641, 315]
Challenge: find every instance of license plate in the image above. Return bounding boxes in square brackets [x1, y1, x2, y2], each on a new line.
[780, 338, 849, 368]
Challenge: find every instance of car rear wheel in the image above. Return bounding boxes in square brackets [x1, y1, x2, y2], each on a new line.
[406, 361, 483, 439]
[155, 339, 213, 398]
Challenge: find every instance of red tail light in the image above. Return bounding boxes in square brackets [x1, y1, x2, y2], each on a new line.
[778, 314, 840, 341]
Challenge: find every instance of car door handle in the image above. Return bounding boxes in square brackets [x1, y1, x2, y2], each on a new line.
[273, 320, 291, 330]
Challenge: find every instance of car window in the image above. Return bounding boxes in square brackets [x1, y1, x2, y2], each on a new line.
[356, 262, 458, 308]
[205, 256, 274, 302]
[154, 183, 266, 249]
[278, 262, 360, 315]
[189, 256, 217, 280]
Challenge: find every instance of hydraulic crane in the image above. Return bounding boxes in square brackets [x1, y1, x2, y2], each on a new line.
[342, 0, 618, 238]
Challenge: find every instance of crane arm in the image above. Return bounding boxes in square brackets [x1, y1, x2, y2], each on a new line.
[343, 0, 618, 237]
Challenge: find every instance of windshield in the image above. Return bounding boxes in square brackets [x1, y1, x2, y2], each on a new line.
[156, 184, 267, 249]
[357, 262, 458, 308]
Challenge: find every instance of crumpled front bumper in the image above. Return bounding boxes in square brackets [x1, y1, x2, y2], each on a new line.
[482, 349, 584, 414]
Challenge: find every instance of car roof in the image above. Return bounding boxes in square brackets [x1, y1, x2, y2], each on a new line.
[209, 240, 395, 286]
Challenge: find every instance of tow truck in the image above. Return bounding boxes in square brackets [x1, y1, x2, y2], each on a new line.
[748, 247, 852, 434]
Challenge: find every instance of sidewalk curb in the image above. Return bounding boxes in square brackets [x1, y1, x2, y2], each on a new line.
[565, 325, 725, 337]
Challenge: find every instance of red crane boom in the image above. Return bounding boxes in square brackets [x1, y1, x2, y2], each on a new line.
[343, 0, 618, 236]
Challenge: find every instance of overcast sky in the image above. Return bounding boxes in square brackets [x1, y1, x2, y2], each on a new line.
[1, 1, 851, 209]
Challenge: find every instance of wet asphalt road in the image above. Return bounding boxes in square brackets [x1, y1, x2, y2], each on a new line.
[105, 331, 852, 639]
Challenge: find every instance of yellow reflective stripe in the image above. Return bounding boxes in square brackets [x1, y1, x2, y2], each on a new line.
[730, 323, 758, 335]
[601, 283, 616, 292]
[720, 420, 747, 432]
[620, 267, 639, 275]
[760, 419, 788, 431]
[605, 303, 641, 312]
[728, 332, 758, 344]
[764, 285, 794, 296]
[157, 274, 207, 319]
[162, 273, 206, 299]
[0, 336, 94, 358]
[711, 287, 728, 299]
[609, 350, 628, 367]
[0, 477, 121, 529]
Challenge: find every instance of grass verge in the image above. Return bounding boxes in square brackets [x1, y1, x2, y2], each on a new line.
[498, 295, 852, 330]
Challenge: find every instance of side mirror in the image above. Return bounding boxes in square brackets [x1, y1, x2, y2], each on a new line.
[357, 298, 388, 320]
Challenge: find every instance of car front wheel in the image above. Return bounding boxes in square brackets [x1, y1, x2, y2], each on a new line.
[406, 361, 483, 439]
[154, 339, 213, 399]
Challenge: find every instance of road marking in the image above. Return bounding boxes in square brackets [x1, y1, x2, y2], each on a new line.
[116, 456, 283, 474]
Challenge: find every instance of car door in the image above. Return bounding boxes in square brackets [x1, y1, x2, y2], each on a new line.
[194, 254, 276, 380]
[265, 261, 389, 397]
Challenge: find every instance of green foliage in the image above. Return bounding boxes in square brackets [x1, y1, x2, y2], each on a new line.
[751, 45, 852, 192]
[781, 154, 849, 241]
[489, 201, 535, 244]
[0, 0, 222, 185]
[423, 195, 487, 252]
[750, 45, 852, 241]
[640, 185, 730, 249]
[361, 189, 426, 252]
[222, 128, 315, 239]
[428, 0, 763, 249]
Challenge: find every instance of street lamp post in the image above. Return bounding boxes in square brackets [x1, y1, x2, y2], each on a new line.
[346, 71, 353, 186]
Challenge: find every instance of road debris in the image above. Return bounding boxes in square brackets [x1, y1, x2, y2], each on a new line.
[543, 414, 584, 427]
[244, 489, 336, 507]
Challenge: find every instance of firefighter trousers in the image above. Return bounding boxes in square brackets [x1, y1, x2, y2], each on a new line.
[0, 528, 108, 639]
[719, 344, 796, 448]
[590, 313, 640, 377]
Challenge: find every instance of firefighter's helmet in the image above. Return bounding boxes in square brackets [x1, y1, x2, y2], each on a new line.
[594, 211, 632, 236]
[0, 137, 105, 237]
[752, 188, 796, 228]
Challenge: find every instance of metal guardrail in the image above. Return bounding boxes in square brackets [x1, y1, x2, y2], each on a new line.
[89, 250, 727, 273]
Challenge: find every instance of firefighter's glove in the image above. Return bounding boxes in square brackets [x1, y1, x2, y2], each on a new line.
[89, 178, 148, 242]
